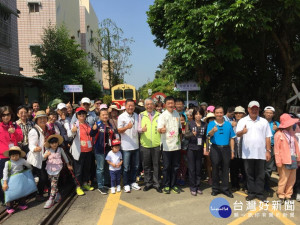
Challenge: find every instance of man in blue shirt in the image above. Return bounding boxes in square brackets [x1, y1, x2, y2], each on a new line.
[207, 106, 236, 198]
[175, 98, 187, 122]
[263, 106, 279, 192]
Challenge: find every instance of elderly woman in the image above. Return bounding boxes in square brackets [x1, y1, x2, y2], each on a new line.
[0, 106, 23, 203]
[27, 111, 52, 201]
[16, 105, 35, 154]
[274, 113, 300, 204]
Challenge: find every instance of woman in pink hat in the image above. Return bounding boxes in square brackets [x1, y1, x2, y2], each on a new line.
[274, 113, 300, 204]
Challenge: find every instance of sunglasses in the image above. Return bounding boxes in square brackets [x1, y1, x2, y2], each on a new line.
[2, 113, 11, 117]
[77, 111, 87, 115]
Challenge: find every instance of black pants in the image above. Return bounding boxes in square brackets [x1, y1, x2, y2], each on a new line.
[162, 150, 181, 188]
[230, 158, 247, 189]
[210, 145, 231, 193]
[32, 161, 50, 196]
[0, 158, 9, 203]
[244, 159, 265, 198]
[265, 146, 275, 189]
[73, 151, 92, 186]
[140, 146, 161, 188]
[187, 149, 203, 192]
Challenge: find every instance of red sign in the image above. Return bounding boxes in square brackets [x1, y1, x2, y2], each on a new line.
[151, 92, 167, 103]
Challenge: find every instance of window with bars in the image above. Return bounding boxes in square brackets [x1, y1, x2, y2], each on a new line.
[29, 3, 39, 13]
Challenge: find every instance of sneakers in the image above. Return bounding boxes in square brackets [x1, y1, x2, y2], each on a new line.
[44, 198, 54, 209]
[6, 208, 15, 214]
[163, 187, 170, 194]
[82, 184, 94, 191]
[54, 192, 62, 203]
[18, 205, 28, 210]
[117, 185, 121, 192]
[98, 187, 108, 195]
[76, 187, 85, 196]
[131, 182, 141, 191]
[124, 185, 131, 193]
[191, 191, 197, 196]
[111, 187, 116, 194]
[172, 186, 180, 194]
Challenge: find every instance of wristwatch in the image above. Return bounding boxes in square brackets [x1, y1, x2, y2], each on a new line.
[267, 149, 271, 153]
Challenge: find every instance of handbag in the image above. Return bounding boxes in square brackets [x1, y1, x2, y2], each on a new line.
[285, 155, 298, 170]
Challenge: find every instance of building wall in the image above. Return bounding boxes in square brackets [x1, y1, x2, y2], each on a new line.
[56, 0, 80, 43]
[0, 0, 20, 75]
[79, 0, 102, 84]
[17, 0, 56, 77]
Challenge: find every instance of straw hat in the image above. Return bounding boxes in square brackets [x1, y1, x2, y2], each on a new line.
[33, 110, 47, 122]
[3, 146, 26, 158]
[204, 112, 215, 123]
[45, 134, 64, 148]
[278, 113, 299, 129]
[109, 105, 121, 111]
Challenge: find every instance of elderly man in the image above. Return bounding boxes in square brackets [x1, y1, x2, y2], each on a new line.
[263, 106, 280, 192]
[236, 101, 272, 202]
[118, 99, 141, 193]
[207, 106, 235, 198]
[71, 97, 97, 127]
[138, 98, 162, 193]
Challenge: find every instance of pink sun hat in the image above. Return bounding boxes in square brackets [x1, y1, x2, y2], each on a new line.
[207, 105, 215, 112]
[278, 113, 299, 129]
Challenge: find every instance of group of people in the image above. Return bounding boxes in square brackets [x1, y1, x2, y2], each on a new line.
[0, 96, 300, 215]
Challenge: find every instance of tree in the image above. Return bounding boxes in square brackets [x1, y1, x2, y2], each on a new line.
[34, 24, 102, 101]
[147, 0, 300, 113]
[90, 19, 133, 89]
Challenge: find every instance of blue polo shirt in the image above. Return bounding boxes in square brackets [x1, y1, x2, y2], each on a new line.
[207, 121, 236, 145]
[269, 120, 279, 146]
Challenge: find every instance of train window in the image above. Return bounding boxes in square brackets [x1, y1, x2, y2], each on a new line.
[124, 89, 133, 99]
[114, 90, 123, 100]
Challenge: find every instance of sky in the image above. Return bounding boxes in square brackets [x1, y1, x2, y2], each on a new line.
[90, 0, 167, 89]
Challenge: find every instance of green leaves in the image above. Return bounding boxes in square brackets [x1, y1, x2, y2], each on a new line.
[34, 24, 101, 101]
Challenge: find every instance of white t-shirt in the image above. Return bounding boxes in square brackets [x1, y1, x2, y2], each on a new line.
[157, 109, 181, 151]
[105, 150, 122, 171]
[117, 111, 139, 150]
[236, 115, 272, 160]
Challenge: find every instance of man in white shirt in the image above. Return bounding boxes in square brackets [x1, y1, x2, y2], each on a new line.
[158, 96, 181, 194]
[236, 101, 272, 202]
[118, 99, 141, 193]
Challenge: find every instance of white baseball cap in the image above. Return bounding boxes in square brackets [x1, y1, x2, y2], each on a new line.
[56, 103, 66, 110]
[264, 106, 275, 112]
[248, 101, 260, 108]
[81, 97, 91, 104]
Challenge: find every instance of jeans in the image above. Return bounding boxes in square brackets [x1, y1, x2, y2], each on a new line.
[122, 149, 140, 186]
[110, 170, 121, 187]
[95, 153, 109, 188]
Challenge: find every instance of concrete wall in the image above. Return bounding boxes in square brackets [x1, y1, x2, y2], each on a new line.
[0, 0, 20, 75]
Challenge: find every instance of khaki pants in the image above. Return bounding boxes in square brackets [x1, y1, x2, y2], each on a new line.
[277, 166, 296, 198]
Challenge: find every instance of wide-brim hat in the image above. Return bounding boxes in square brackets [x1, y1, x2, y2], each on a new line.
[204, 112, 215, 122]
[278, 113, 299, 129]
[207, 105, 215, 112]
[33, 110, 47, 122]
[45, 134, 64, 148]
[109, 105, 121, 111]
[234, 106, 246, 114]
[3, 146, 26, 158]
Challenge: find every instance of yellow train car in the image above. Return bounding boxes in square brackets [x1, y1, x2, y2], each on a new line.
[111, 84, 137, 108]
